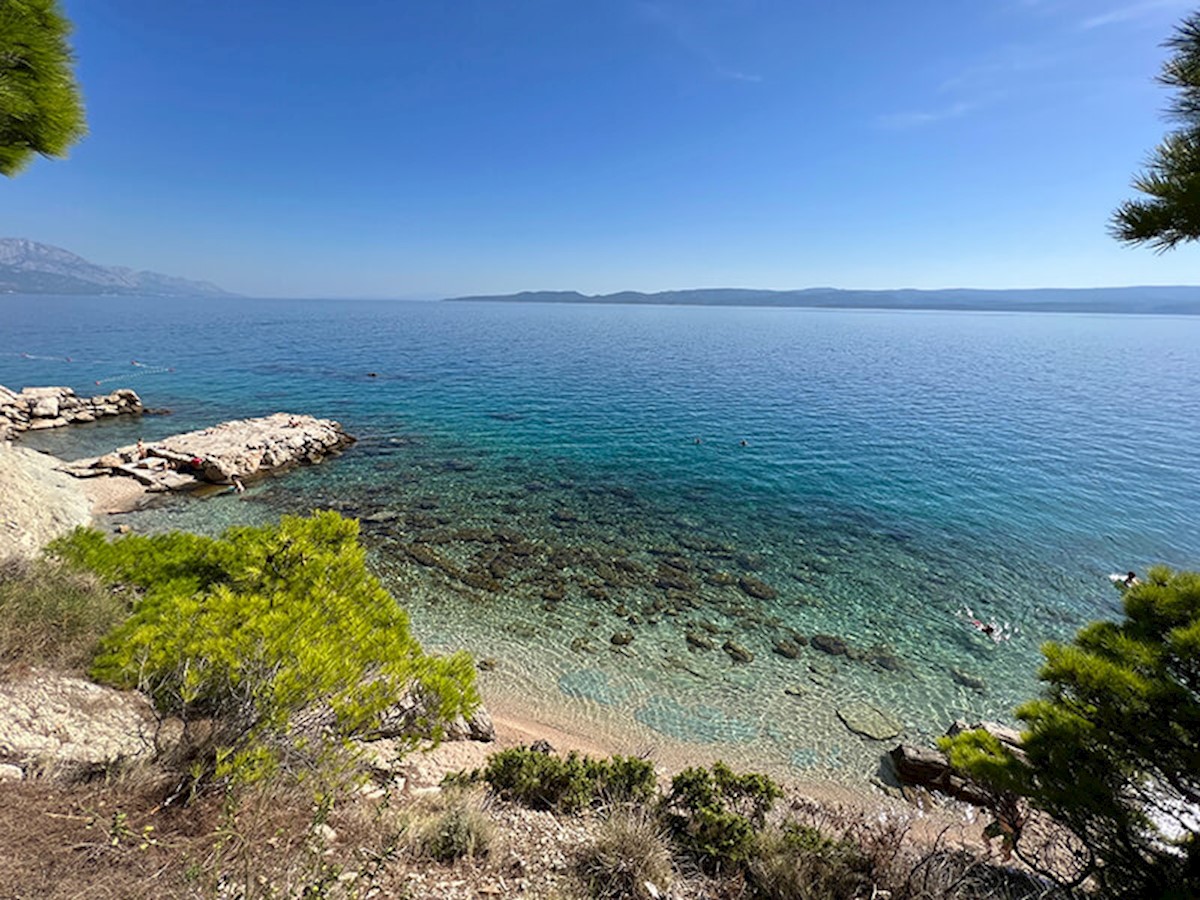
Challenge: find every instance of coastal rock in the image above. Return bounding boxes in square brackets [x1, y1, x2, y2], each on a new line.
[0, 444, 92, 559]
[0, 668, 157, 779]
[837, 701, 903, 740]
[945, 719, 1026, 761]
[0, 384, 141, 439]
[64, 413, 355, 492]
[888, 744, 993, 806]
[610, 631, 634, 646]
[363, 692, 496, 744]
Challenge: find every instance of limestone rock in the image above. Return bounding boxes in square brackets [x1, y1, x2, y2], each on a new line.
[0, 384, 142, 438]
[0, 668, 157, 777]
[837, 701, 903, 740]
[0, 444, 92, 559]
[66, 412, 354, 493]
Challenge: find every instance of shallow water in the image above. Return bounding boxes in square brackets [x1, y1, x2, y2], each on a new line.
[5, 296, 1199, 784]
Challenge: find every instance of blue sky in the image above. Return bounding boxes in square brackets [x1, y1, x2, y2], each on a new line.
[3, 0, 1199, 297]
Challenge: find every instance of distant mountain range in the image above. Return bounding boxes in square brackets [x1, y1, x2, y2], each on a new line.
[0, 238, 234, 297]
[446, 286, 1200, 315]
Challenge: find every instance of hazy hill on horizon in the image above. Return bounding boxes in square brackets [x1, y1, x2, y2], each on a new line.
[446, 286, 1200, 315]
[0, 238, 234, 298]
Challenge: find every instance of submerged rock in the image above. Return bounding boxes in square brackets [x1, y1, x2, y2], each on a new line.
[722, 640, 754, 664]
[772, 638, 805, 660]
[686, 632, 716, 651]
[837, 702, 903, 740]
[811, 633, 850, 656]
[738, 576, 778, 600]
[950, 668, 987, 692]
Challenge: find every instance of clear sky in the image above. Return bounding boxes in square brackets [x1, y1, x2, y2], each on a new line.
[3, 0, 1199, 298]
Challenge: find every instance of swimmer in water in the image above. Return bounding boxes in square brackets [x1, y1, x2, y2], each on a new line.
[957, 606, 1012, 643]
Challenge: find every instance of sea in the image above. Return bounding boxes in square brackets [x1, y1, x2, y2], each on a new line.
[4, 295, 1199, 788]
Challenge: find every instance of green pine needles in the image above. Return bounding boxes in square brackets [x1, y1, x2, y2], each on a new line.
[0, 0, 87, 176]
[1113, 12, 1200, 249]
[943, 566, 1200, 898]
[50, 511, 478, 781]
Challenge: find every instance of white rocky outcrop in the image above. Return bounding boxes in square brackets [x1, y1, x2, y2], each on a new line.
[0, 383, 142, 440]
[0, 668, 158, 779]
[64, 412, 355, 490]
[0, 443, 93, 559]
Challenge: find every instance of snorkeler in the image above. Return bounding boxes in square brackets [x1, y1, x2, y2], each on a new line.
[1108, 571, 1140, 589]
[956, 606, 1014, 643]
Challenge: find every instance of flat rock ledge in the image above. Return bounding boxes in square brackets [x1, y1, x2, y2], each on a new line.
[64, 412, 355, 490]
[0, 384, 142, 440]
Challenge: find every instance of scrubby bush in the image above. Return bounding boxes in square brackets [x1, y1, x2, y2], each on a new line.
[748, 822, 872, 900]
[0, 555, 128, 673]
[458, 746, 656, 813]
[50, 511, 478, 781]
[578, 807, 674, 899]
[401, 790, 494, 862]
[660, 761, 783, 872]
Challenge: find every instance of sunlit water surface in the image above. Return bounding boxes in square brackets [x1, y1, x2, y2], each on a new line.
[6, 297, 1199, 786]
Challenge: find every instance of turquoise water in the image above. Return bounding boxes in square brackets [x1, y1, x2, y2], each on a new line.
[5, 297, 1199, 784]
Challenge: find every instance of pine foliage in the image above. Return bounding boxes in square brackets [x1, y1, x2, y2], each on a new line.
[1113, 12, 1200, 249]
[943, 566, 1200, 897]
[50, 511, 478, 780]
[0, 0, 86, 176]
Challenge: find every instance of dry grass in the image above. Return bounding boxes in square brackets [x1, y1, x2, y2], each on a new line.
[773, 797, 1063, 900]
[747, 822, 872, 900]
[0, 763, 405, 899]
[577, 807, 673, 900]
[0, 555, 129, 675]
[394, 788, 496, 863]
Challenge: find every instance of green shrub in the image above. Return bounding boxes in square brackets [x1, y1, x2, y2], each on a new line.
[461, 747, 657, 813]
[579, 807, 674, 899]
[50, 512, 478, 781]
[748, 822, 873, 900]
[401, 791, 494, 862]
[0, 555, 128, 673]
[660, 761, 783, 872]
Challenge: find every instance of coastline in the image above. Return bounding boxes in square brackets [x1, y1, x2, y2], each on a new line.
[1, 433, 985, 868]
[0, 438, 894, 803]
